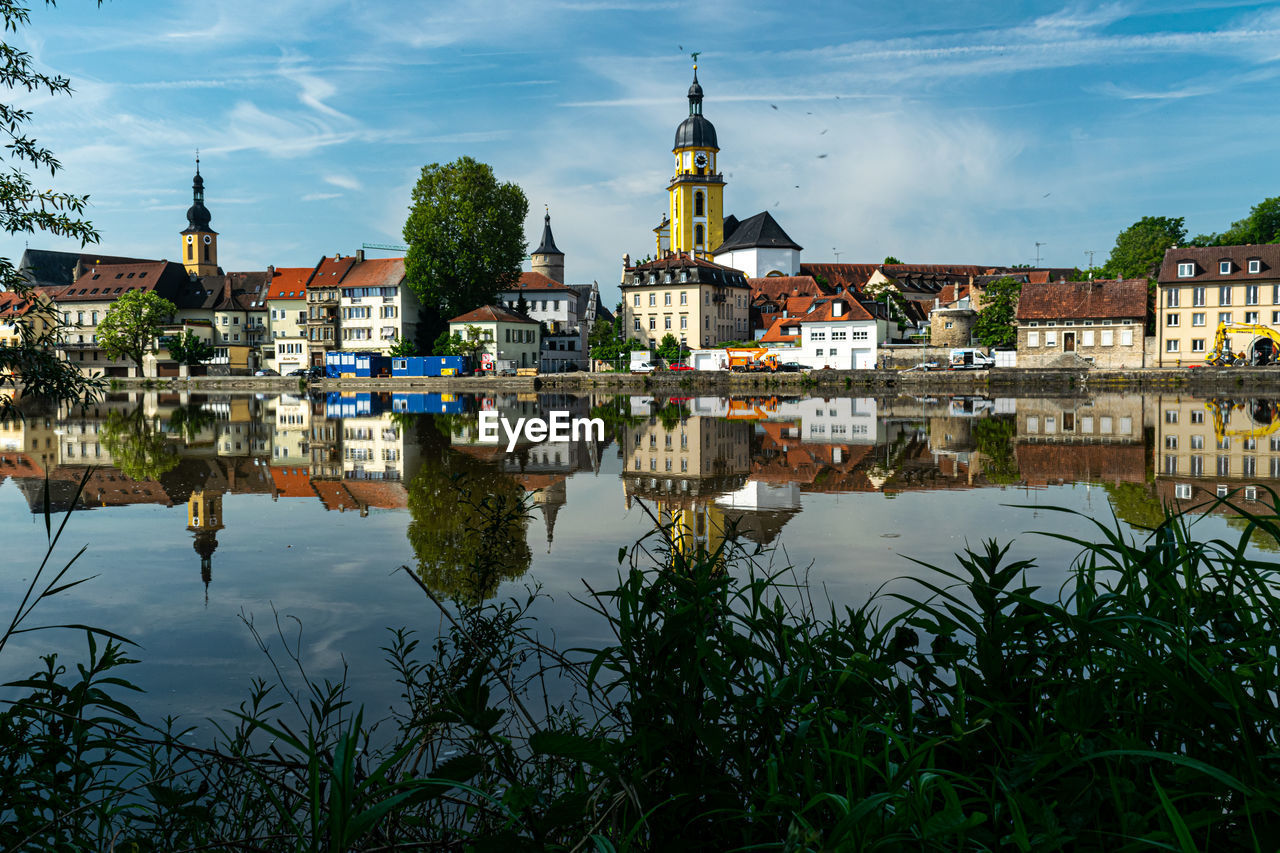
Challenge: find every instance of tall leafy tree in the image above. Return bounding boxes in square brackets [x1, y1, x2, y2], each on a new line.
[1195, 197, 1280, 246]
[656, 333, 682, 363]
[100, 407, 180, 482]
[162, 330, 213, 366]
[973, 276, 1021, 348]
[1101, 216, 1186, 280]
[97, 290, 177, 374]
[0, 0, 106, 413]
[403, 157, 528, 345]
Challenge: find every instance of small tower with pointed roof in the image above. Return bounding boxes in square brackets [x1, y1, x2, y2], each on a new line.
[530, 207, 565, 284]
[181, 155, 219, 277]
[187, 489, 224, 602]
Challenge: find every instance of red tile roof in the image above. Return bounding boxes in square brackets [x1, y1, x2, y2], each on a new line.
[515, 271, 576, 292]
[449, 305, 538, 325]
[308, 255, 357, 289]
[0, 294, 36, 319]
[54, 261, 186, 302]
[759, 316, 801, 344]
[340, 257, 405, 289]
[1017, 442, 1146, 486]
[266, 267, 314, 301]
[747, 276, 824, 302]
[1015, 279, 1148, 321]
[269, 465, 315, 498]
[341, 479, 408, 509]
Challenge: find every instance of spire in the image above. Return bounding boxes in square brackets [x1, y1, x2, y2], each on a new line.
[533, 206, 562, 256]
[185, 154, 212, 231]
[688, 64, 703, 116]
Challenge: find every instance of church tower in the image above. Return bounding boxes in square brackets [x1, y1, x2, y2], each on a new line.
[181, 157, 219, 277]
[187, 489, 224, 600]
[530, 208, 565, 283]
[668, 65, 724, 260]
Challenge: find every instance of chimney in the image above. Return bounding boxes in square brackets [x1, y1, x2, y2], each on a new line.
[623, 253, 631, 268]
[356, 249, 365, 263]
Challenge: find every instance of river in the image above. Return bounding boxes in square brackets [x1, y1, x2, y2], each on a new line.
[0, 389, 1272, 727]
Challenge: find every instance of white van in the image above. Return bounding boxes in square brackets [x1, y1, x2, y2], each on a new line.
[949, 348, 995, 370]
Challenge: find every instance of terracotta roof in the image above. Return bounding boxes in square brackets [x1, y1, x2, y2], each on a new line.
[341, 479, 408, 509]
[800, 263, 986, 294]
[0, 294, 36, 319]
[1015, 279, 1148, 321]
[266, 267, 314, 301]
[1158, 244, 1280, 284]
[340, 257, 405, 289]
[627, 252, 745, 274]
[513, 271, 576, 292]
[803, 296, 874, 322]
[270, 465, 315, 498]
[312, 480, 359, 512]
[759, 316, 801, 344]
[748, 276, 823, 303]
[714, 210, 803, 253]
[308, 255, 358, 289]
[449, 304, 538, 325]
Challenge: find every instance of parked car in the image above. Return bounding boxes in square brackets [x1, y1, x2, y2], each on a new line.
[254, 368, 279, 377]
[667, 362, 694, 371]
[631, 361, 656, 374]
[308, 366, 326, 379]
[285, 368, 308, 377]
[777, 362, 805, 372]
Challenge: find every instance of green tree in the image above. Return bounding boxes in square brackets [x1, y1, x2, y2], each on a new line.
[1101, 215, 1186, 280]
[1195, 196, 1280, 247]
[403, 157, 528, 345]
[1103, 481, 1167, 530]
[388, 338, 418, 358]
[434, 325, 487, 360]
[883, 255, 902, 265]
[162, 330, 213, 366]
[100, 408, 180, 482]
[97, 290, 177, 374]
[655, 333, 681, 363]
[588, 313, 645, 367]
[0, 0, 106, 414]
[973, 276, 1021, 348]
[972, 416, 1020, 485]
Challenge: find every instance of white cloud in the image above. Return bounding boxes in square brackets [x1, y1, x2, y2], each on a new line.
[323, 173, 361, 191]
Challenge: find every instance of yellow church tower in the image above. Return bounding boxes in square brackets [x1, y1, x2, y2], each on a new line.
[187, 489, 224, 599]
[667, 65, 724, 260]
[181, 156, 219, 277]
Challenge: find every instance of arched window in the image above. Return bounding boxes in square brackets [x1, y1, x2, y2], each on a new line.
[186, 243, 193, 261]
[203, 244, 210, 261]
[695, 224, 704, 247]
[694, 192, 704, 217]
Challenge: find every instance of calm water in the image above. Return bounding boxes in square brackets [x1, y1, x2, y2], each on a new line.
[0, 389, 1272, 725]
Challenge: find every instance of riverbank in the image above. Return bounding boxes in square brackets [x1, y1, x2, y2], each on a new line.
[107, 365, 1280, 396]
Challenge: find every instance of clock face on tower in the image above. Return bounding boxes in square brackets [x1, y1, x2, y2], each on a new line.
[694, 152, 708, 168]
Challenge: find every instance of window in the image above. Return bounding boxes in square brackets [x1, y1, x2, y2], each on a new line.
[664, 292, 672, 306]
[694, 191, 704, 217]
[1165, 410, 1178, 424]
[649, 317, 656, 330]
[1246, 311, 1260, 324]
[680, 316, 687, 330]
[633, 294, 640, 306]
[1192, 312, 1205, 326]
[680, 292, 687, 305]
[1193, 286, 1205, 307]
[1250, 259, 1262, 274]
[1177, 262, 1195, 277]
[1166, 314, 1179, 327]
[1219, 312, 1232, 326]
[1191, 435, 1204, 449]
[1220, 260, 1233, 275]
[1026, 417, 1039, 433]
[1045, 330, 1058, 347]
[694, 224, 704, 247]
[1166, 339, 1179, 352]
[664, 317, 672, 330]
[1192, 339, 1205, 352]
[1191, 410, 1204, 424]
[1175, 484, 1192, 500]
[1100, 329, 1114, 346]
[1082, 330, 1094, 347]
[1165, 436, 1178, 449]
[1219, 286, 1232, 306]
[649, 293, 656, 306]
[1240, 283, 1260, 306]
[1166, 289, 1180, 308]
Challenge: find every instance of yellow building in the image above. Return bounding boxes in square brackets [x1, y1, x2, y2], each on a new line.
[1156, 245, 1280, 366]
[188, 489, 224, 596]
[664, 66, 724, 260]
[621, 254, 750, 348]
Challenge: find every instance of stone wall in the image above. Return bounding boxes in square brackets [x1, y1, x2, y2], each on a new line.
[930, 308, 977, 348]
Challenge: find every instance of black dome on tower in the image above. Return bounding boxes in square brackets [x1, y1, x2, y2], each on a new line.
[183, 159, 214, 233]
[674, 66, 717, 150]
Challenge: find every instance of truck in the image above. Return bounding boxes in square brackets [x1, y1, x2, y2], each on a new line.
[948, 348, 995, 370]
[725, 347, 781, 373]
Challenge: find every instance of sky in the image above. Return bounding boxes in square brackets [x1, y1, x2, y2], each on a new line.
[3, 0, 1280, 306]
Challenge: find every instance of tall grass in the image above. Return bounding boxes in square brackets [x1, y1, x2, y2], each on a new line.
[3, 480, 1280, 849]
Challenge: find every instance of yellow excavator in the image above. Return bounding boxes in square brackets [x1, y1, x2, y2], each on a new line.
[1205, 398, 1280, 442]
[1206, 323, 1280, 366]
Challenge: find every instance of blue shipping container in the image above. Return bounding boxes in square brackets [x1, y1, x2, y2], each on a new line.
[390, 392, 466, 414]
[391, 356, 472, 377]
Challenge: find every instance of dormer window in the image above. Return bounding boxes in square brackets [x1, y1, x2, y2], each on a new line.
[1177, 262, 1195, 277]
[1220, 261, 1233, 275]
[1249, 259, 1262, 274]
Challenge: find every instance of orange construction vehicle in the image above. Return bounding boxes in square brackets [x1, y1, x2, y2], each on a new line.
[725, 347, 781, 373]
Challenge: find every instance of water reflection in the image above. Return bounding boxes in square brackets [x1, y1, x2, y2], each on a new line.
[4, 390, 1280, 604]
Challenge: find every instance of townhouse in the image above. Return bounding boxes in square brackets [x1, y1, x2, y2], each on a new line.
[621, 252, 750, 349]
[1016, 279, 1149, 368]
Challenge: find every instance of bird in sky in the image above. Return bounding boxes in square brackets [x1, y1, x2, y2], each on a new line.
[820, 129, 828, 135]
[817, 154, 828, 159]
[770, 104, 778, 110]
[1043, 192, 1052, 198]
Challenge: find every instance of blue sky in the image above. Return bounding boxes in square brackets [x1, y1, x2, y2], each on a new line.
[5, 0, 1280, 305]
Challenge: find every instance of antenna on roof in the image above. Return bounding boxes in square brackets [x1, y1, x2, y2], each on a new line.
[1035, 241, 1046, 267]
